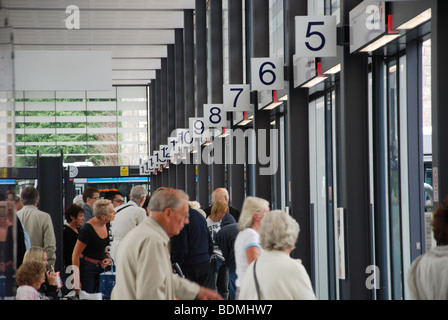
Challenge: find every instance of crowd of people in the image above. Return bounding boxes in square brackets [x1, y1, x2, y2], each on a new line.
[7, 184, 448, 300]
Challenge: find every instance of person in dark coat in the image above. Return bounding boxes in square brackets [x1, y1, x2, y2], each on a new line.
[204, 188, 240, 222]
[216, 223, 239, 300]
[171, 206, 213, 286]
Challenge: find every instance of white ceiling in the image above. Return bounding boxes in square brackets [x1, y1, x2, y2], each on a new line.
[4, 0, 196, 86]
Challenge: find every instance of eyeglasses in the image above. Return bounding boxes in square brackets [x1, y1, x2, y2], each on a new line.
[113, 199, 124, 204]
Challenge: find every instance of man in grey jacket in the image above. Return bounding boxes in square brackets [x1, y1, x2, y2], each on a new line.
[16, 186, 56, 268]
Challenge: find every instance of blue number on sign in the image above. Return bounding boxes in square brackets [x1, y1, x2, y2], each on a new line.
[184, 130, 193, 144]
[230, 88, 244, 108]
[305, 21, 326, 51]
[210, 107, 222, 124]
[259, 62, 276, 86]
[194, 120, 204, 135]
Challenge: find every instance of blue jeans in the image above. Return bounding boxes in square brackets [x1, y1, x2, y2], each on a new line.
[206, 257, 229, 300]
[80, 258, 102, 293]
[228, 271, 237, 300]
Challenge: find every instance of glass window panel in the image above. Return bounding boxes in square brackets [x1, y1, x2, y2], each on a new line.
[388, 60, 403, 299]
[14, 86, 148, 167]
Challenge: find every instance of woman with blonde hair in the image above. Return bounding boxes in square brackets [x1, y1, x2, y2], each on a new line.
[22, 246, 59, 299]
[72, 199, 116, 294]
[234, 196, 269, 297]
[239, 210, 316, 300]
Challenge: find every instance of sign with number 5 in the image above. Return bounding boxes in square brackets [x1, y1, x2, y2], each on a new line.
[295, 16, 336, 58]
[251, 57, 284, 91]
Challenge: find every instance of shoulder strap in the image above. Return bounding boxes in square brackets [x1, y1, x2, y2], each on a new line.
[115, 204, 133, 213]
[253, 259, 261, 300]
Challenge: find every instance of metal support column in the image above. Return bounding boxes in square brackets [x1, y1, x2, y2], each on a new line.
[432, 0, 448, 208]
[175, 28, 186, 191]
[339, 0, 372, 300]
[285, 0, 312, 276]
[196, 0, 210, 208]
[210, 0, 226, 193]
[37, 154, 63, 273]
[249, 0, 271, 202]
[184, 9, 196, 199]
[167, 44, 177, 188]
[161, 57, 169, 188]
[227, 0, 245, 212]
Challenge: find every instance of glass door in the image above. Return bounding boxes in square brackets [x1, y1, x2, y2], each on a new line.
[309, 96, 329, 299]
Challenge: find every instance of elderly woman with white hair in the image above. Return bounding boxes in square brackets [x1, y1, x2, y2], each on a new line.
[239, 210, 316, 300]
[234, 196, 270, 297]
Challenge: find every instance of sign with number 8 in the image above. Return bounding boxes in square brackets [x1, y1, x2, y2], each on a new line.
[203, 104, 227, 128]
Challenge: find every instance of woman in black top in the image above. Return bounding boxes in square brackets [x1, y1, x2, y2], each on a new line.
[63, 204, 85, 270]
[72, 199, 115, 294]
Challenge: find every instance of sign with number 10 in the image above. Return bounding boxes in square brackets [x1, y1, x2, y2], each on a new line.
[295, 16, 337, 58]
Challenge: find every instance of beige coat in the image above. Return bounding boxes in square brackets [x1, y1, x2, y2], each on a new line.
[111, 216, 200, 300]
[17, 205, 56, 267]
[239, 250, 316, 300]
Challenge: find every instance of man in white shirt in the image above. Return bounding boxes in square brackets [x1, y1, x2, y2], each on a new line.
[110, 185, 148, 262]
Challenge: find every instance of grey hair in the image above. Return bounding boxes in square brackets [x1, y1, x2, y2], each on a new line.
[259, 210, 300, 251]
[148, 188, 189, 212]
[21, 186, 39, 206]
[93, 199, 112, 218]
[211, 188, 229, 203]
[237, 196, 270, 231]
[130, 185, 148, 201]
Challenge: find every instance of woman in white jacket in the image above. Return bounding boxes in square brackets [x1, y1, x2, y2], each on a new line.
[408, 197, 448, 300]
[239, 210, 316, 300]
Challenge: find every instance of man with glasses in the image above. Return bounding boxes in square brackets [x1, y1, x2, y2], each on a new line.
[81, 187, 100, 228]
[110, 185, 147, 263]
[105, 191, 124, 208]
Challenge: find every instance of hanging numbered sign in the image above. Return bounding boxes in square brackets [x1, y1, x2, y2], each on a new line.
[295, 16, 337, 57]
[189, 117, 206, 138]
[203, 104, 227, 128]
[159, 145, 170, 162]
[250, 57, 284, 91]
[176, 128, 194, 147]
[168, 137, 179, 156]
[223, 84, 252, 112]
[153, 151, 164, 166]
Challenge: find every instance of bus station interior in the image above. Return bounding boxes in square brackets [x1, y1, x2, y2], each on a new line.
[0, 0, 447, 300]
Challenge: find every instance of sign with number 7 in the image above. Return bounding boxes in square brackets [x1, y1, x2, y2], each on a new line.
[223, 84, 252, 112]
[295, 16, 337, 58]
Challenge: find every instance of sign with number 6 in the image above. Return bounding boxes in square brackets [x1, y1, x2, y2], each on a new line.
[250, 57, 284, 91]
[295, 16, 336, 58]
